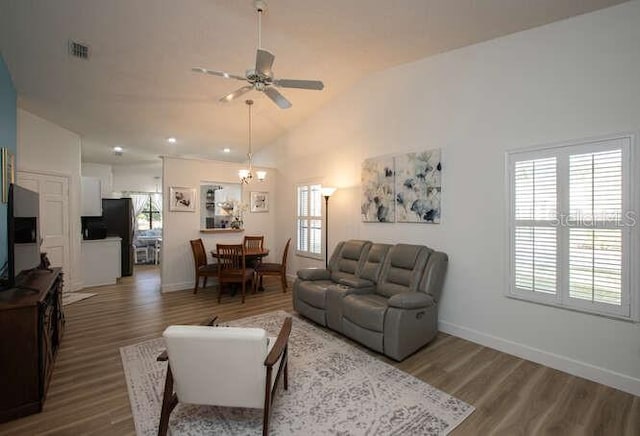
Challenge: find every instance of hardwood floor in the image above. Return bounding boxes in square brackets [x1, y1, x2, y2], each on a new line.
[0, 265, 638, 435]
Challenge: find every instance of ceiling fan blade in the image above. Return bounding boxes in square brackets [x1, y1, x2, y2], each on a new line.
[273, 79, 324, 90]
[255, 49, 275, 77]
[263, 86, 292, 109]
[192, 67, 245, 81]
[219, 85, 254, 103]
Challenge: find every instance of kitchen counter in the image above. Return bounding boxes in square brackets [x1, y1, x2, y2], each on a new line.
[81, 237, 122, 287]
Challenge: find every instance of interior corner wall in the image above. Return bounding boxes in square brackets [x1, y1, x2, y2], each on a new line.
[267, 2, 640, 395]
[161, 156, 277, 292]
[17, 109, 83, 291]
[81, 162, 113, 196]
[0, 55, 16, 272]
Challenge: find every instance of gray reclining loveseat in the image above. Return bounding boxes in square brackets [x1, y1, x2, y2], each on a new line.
[293, 240, 448, 361]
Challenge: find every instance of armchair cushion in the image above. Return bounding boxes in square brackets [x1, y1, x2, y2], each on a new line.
[297, 268, 331, 281]
[163, 326, 268, 408]
[342, 294, 388, 332]
[387, 292, 435, 309]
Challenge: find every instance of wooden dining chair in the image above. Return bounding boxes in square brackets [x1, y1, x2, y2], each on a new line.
[256, 238, 291, 292]
[190, 239, 218, 294]
[216, 244, 255, 304]
[244, 235, 265, 268]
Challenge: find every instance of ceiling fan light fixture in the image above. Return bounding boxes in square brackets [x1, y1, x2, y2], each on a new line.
[191, 0, 323, 109]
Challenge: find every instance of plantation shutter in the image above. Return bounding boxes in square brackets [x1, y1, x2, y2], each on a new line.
[513, 157, 557, 295]
[296, 183, 323, 257]
[568, 150, 623, 305]
[508, 134, 633, 319]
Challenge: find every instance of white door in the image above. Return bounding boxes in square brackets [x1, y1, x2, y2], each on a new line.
[16, 172, 70, 273]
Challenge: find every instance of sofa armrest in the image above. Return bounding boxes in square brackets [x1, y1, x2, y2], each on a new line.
[387, 292, 435, 309]
[337, 277, 374, 288]
[296, 268, 331, 281]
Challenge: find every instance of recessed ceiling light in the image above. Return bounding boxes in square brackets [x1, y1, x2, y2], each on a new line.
[113, 146, 123, 152]
[167, 137, 177, 144]
[223, 148, 231, 153]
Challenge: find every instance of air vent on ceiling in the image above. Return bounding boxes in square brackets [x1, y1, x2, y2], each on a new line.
[68, 40, 90, 59]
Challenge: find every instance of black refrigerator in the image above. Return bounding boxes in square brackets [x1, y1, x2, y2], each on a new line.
[102, 198, 134, 277]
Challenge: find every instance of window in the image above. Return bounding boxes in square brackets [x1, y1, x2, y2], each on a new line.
[136, 194, 163, 230]
[296, 183, 322, 258]
[507, 134, 636, 319]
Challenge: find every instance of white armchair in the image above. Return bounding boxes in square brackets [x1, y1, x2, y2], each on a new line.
[157, 317, 292, 436]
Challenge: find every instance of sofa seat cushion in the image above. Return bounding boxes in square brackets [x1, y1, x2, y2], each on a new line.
[343, 294, 389, 332]
[296, 280, 335, 309]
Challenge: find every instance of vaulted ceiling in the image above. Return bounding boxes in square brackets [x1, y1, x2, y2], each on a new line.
[0, 0, 629, 165]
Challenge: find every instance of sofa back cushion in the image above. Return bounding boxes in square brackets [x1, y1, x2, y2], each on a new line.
[330, 240, 371, 282]
[419, 251, 448, 302]
[358, 243, 392, 284]
[376, 244, 430, 298]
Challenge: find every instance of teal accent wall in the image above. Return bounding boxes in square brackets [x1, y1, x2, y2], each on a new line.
[0, 55, 17, 272]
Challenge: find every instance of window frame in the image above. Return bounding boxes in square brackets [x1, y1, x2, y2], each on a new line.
[505, 133, 638, 321]
[136, 193, 163, 231]
[295, 182, 323, 260]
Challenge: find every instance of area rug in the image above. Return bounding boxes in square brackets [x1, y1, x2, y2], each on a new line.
[120, 310, 474, 435]
[62, 292, 96, 306]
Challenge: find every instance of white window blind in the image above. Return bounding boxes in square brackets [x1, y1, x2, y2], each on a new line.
[507, 135, 635, 319]
[296, 183, 322, 258]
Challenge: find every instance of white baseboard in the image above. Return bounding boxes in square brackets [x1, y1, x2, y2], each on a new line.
[439, 320, 640, 397]
[161, 281, 195, 293]
[69, 279, 84, 292]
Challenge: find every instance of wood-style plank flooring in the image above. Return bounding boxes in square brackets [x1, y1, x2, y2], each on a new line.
[0, 265, 638, 435]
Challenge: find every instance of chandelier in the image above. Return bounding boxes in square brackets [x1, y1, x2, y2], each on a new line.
[238, 99, 266, 184]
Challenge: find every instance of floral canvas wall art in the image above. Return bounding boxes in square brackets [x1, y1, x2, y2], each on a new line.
[361, 156, 395, 222]
[395, 149, 442, 223]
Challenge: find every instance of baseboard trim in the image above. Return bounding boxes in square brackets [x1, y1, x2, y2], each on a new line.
[161, 281, 195, 293]
[438, 320, 640, 397]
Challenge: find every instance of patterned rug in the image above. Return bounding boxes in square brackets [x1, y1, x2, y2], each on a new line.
[62, 292, 96, 306]
[120, 310, 474, 435]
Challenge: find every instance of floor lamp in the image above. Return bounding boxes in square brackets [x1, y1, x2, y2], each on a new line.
[321, 187, 337, 268]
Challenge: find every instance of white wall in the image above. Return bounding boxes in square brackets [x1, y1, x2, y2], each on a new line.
[17, 109, 83, 291]
[161, 156, 277, 292]
[81, 162, 113, 196]
[263, 2, 640, 395]
[112, 162, 162, 194]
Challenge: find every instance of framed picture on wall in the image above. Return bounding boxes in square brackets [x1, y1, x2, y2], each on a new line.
[250, 191, 269, 213]
[1, 147, 15, 203]
[169, 186, 197, 212]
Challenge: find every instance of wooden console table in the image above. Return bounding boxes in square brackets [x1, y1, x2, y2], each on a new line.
[0, 268, 65, 423]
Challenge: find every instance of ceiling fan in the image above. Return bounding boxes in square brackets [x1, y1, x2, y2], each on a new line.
[191, 0, 324, 109]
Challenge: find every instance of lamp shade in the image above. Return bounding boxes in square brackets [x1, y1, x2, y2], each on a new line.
[256, 170, 267, 181]
[321, 187, 336, 197]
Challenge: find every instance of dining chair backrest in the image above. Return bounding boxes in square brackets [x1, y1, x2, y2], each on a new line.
[216, 244, 246, 271]
[243, 235, 264, 250]
[281, 238, 291, 267]
[190, 239, 207, 268]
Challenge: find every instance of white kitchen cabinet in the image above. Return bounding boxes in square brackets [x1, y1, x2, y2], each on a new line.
[81, 237, 121, 287]
[81, 176, 102, 216]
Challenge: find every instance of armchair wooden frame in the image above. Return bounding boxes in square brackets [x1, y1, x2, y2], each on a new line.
[157, 317, 292, 436]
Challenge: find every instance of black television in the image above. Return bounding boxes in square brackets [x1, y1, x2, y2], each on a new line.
[5, 184, 41, 288]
